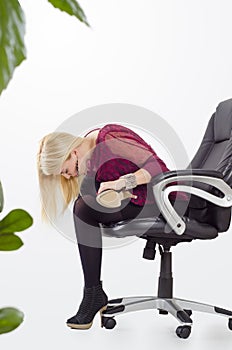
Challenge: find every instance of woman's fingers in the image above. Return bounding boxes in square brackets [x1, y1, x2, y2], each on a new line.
[97, 180, 138, 199]
[98, 179, 124, 193]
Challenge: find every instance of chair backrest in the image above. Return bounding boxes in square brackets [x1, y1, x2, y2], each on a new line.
[187, 98, 232, 232]
[190, 99, 232, 180]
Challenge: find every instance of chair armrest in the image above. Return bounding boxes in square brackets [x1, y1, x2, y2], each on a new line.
[151, 169, 223, 186]
[151, 170, 232, 236]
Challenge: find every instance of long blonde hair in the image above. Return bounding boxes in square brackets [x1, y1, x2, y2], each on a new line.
[37, 132, 85, 221]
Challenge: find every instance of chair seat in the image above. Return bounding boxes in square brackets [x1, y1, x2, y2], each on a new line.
[100, 216, 218, 241]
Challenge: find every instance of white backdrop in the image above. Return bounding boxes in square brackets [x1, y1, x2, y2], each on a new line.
[0, 0, 232, 349]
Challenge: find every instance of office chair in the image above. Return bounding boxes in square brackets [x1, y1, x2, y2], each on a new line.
[100, 98, 232, 339]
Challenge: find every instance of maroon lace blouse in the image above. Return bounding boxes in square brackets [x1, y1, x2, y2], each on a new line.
[85, 123, 186, 206]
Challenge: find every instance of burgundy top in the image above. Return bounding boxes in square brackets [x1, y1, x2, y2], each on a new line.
[85, 124, 187, 206]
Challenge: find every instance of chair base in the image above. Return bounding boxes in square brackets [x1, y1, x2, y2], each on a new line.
[101, 295, 232, 337]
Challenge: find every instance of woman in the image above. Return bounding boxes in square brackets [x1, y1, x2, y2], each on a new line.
[37, 123, 182, 330]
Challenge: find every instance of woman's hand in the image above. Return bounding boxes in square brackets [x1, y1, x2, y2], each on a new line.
[97, 169, 151, 195]
[97, 179, 126, 194]
[97, 179, 139, 201]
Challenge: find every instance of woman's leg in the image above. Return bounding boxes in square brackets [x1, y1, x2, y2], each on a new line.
[67, 194, 158, 329]
[73, 195, 129, 288]
[73, 194, 157, 288]
[67, 195, 131, 329]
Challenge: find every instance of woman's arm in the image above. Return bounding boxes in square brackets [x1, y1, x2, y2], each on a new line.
[97, 168, 151, 195]
[132, 168, 151, 186]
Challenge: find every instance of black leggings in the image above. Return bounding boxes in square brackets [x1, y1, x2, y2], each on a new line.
[73, 194, 159, 288]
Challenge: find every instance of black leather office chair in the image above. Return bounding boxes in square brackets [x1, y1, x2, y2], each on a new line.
[100, 99, 232, 339]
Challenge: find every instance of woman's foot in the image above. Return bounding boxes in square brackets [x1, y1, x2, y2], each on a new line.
[66, 282, 108, 330]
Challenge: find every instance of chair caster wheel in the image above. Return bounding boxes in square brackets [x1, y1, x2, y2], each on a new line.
[159, 309, 168, 315]
[176, 325, 191, 339]
[101, 316, 117, 329]
[228, 318, 232, 330]
[184, 309, 192, 316]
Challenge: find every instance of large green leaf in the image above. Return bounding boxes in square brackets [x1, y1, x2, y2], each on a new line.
[0, 0, 26, 95]
[48, 0, 90, 26]
[0, 233, 23, 251]
[0, 307, 24, 334]
[0, 209, 33, 234]
[0, 182, 3, 213]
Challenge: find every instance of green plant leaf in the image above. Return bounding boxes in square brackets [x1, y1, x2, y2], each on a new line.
[0, 182, 3, 213]
[0, 233, 23, 251]
[0, 0, 26, 95]
[0, 209, 33, 234]
[0, 307, 24, 334]
[48, 0, 90, 26]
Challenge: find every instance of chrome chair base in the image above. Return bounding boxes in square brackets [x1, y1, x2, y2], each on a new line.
[101, 295, 232, 337]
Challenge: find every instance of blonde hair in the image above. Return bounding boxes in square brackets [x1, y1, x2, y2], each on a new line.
[37, 132, 85, 221]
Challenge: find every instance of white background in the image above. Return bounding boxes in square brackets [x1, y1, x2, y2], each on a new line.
[0, 0, 232, 348]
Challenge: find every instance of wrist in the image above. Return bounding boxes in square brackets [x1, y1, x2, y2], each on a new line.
[116, 178, 127, 191]
[119, 173, 137, 190]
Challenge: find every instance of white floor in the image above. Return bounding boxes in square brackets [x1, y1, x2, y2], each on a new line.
[0, 221, 232, 350]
